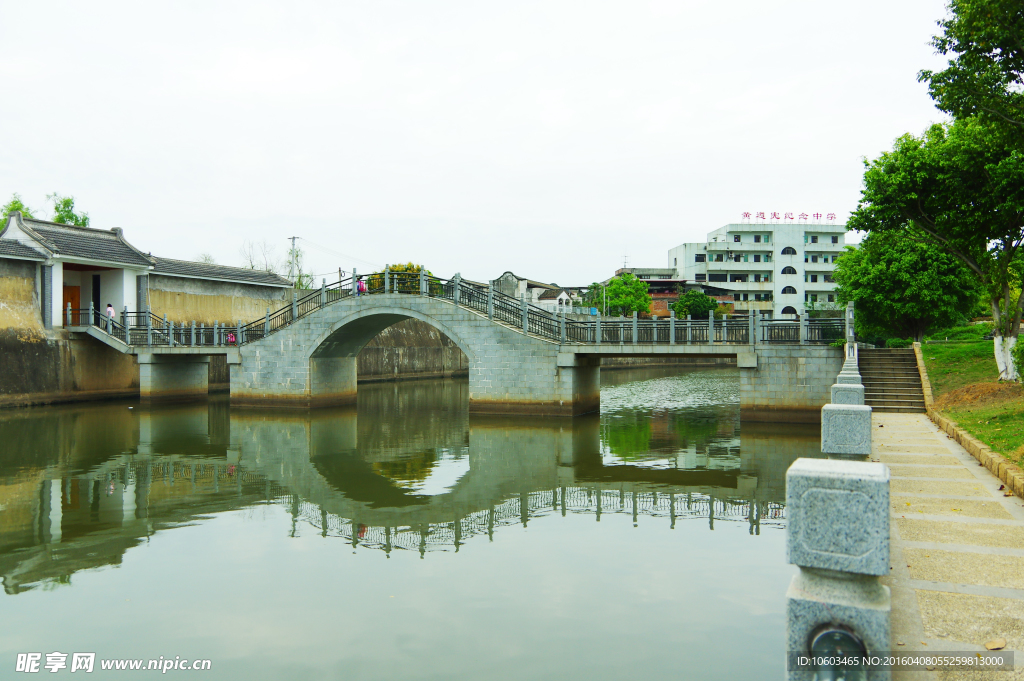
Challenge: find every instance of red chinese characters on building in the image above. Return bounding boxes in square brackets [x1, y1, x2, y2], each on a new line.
[799, 212, 809, 220]
[770, 212, 781, 220]
[813, 212, 823, 221]
[826, 213, 836, 221]
[742, 211, 752, 219]
[755, 211, 766, 220]
[784, 212, 794, 220]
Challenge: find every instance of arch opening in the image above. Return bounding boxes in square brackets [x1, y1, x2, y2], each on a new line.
[309, 311, 470, 406]
[781, 246, 797, 255]
[781, 286, 797, 294]
[781, 266, 797, 274]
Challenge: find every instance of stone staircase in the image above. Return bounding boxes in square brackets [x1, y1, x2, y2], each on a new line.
[858, 348, 926, 413]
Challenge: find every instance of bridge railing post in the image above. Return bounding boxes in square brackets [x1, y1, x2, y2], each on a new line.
[122, 306, 127, 329]
[66, 303, 72, 327]
[632, 311, 638, 345]
[89, 301, 94, 327]
[454, 273, 461, 307]
[846, 301, 855, 359]
[352, 268, 357, 297]
[799, 314, 808, 345]
[291, 292, 297, 322]
[560, 310, 565, 343]
[669, 310, 675, 345]
[384, 267, 390, 294]
[748, 312, 754, 345]
[521, 296, 528, 334]
[265, 308, 270, 337]
[487, 284, 494, 319]
[686, 315, 691, 344]
[320, 279, 326, 309]
[191, 321, 196, 347]
[237, 320, 242, 345]
[708, 310, 715, 345]
[169, 320, 174, 347]
[214, 320, 219, 347]
[420, 269, 426, 296]
[147, 310, 153, 346]
[595, 313, 601, 344]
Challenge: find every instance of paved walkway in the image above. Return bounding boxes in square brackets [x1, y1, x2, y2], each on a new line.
[875, 412, 1024, 680]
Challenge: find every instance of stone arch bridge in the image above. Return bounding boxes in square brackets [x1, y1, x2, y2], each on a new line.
[68, 272, 846, 421]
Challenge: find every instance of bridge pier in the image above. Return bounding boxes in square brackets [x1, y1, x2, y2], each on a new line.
[138, 353, 210, 403]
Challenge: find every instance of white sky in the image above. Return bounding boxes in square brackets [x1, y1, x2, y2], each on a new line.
[0, 0, 950, 286]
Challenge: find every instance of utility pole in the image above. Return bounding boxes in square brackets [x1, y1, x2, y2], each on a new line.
[288, 236, 298, 282]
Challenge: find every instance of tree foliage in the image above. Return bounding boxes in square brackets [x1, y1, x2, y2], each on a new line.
[671, 289, 718, 319]
[47, 193, 89, 226]
[919, 0, 1024, 129]
[367, 263, 443, 295]
[2, 193, 34, 219]
[832, 233, 981, 342]
[580, 273, 651, 316]
[847, 118, 1024, 378]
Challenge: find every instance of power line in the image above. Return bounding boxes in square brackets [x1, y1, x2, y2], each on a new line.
[296, 236, 383, 271]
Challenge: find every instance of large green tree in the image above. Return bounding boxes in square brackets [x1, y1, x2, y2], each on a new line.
[47, 193, 89, 226]
[833, 231, 981, 342]
[580, 273, 651, 316]
[848, 118, 1024, 379]
[671, 289, 718, 319]
[2, 193, 35, 220]
[919, 0, 1024, 129]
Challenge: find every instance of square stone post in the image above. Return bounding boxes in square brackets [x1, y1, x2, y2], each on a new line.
[748, 312, 755, 345]
[595, 314, 601, 344]
[420, 269, 427, 295]
[66, 302, 71, 327]
[122, 306, 127, 328]
[191, 321, 196, 347]
[352, 268, 357, 296]
[487, 284, 494, 319]
[669, 310, 675, 345]
[320, 279, 326, 307]
[559, 311, 566, 343]
[686, 315, 691, 343]
[453, 273, 461, 306]
[786, 459, 891, 681]
[708, 310, 715, 345]
[147, 312, 152, 346]
[291, 292, 297, 321]
[384, 267, 390, 293]
[264, 309, 270, 337]
[632, 311, 638, 344]
[89, 301, 94, 327]
[521, 296, 528, 333]
[799, 313, 808, 344]
[168, 320, 174, 347]
[237, 320, 242, 345]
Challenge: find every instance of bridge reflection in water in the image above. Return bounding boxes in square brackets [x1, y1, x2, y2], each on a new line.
[0, 374, 821, 594]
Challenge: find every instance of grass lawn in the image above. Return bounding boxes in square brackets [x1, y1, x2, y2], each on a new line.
[921, 340, 1023, 464]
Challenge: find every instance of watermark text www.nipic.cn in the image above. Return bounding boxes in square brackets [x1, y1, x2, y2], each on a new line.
[15, 653, 213, 673]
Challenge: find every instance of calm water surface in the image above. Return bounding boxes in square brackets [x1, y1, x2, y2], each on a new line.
[0, 367, 821, 680]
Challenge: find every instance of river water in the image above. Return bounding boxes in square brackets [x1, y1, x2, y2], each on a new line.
[0, 366, 821, 680]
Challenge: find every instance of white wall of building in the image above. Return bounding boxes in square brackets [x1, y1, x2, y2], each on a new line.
[669, 222, 847, 318]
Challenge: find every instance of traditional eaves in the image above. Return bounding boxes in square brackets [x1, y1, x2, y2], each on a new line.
[22, 218, 154, 267]
[0, 240, 46, 260]
[152, 257, 292, 287]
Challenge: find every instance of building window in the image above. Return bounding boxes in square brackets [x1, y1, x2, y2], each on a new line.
[781, 286, 797, 294]
[695, 254, 705, 263]
[781, 246, 797, 255]
[811, 235, 818, 243]
[753, 254, 761, 263]
[695, 274, 706, 282]
[810, 274, 818, 283]
[715, 254, 724, 262]
[765, 254, 771, 262]
[734, 235, 741, 242]
[810, 294, 818, 303]
[754, 234, 761, 243]
[811, 255, 818, 263]
[734, 293, 741, 301]
[828, 294, 835, 302]
[730, 274, 747, 282]
[742, 293, 748, 301]
[709, 273, 727, 282]
[674, 257, 677, 266]
[832, 255, 839, 263]
[781, 266, 797, 274]
[764, 234, 770, 243]
[781, 305, 797, 315]
[824, 274, 834, 283]
[831, 235, 838, 244]
[753, 274, 761, 282]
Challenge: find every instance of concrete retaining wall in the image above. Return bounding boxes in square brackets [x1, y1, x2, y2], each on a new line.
[0, 329, 139, 408]
[740, 345, 844, 423]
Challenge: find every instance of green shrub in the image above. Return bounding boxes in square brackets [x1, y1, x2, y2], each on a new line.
[925, 322, 994, 341]
[886, 338, 913, 348]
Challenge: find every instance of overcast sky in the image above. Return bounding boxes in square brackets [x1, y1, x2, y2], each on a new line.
[1, 0, 950, 285]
